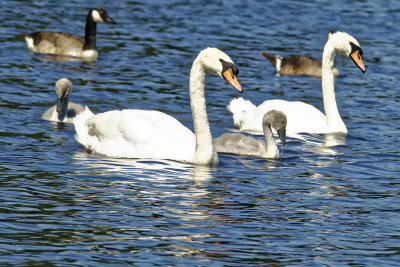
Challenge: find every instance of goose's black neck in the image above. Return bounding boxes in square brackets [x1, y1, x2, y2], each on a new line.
[83, 11, 96, 51]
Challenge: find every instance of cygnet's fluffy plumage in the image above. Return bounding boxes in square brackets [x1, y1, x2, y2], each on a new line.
[214, 110, 287, 159]
[42, 78, 93, 123]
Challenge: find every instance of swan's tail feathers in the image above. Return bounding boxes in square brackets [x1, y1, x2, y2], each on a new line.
[261, 52, 283, 72]
[227, 97, 256, 129]
[73, 106, 95, 150]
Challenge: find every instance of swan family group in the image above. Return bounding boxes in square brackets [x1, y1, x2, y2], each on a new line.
[28, 8, 366, 166]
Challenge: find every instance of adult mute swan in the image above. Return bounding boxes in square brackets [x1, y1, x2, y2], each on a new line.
[74, 47, 242, 165]
[214, 110, 287, 159]
[42, 78, 93, 123]
[24, 8, 116, 61]
[229, 31, 365, 135]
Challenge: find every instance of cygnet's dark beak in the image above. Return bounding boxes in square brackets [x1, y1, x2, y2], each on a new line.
[277, 128, 286, 145]
[56, 96, 69, 121]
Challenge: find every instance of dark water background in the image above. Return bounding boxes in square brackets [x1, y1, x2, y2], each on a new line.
[1, 0, 399, 265]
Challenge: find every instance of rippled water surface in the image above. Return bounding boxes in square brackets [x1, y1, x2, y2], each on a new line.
[1, 0, 399, 265]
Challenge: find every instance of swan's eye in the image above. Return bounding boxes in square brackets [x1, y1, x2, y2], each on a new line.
[220, 59, 239, 76]
[350, 42, 363, 56]
[232, 65, 239, 76]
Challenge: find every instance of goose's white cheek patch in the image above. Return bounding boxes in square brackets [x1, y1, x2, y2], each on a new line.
[91, 10, 103, 22]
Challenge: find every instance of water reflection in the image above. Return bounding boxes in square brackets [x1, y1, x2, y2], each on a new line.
[311, 133, 347, 155]
[71, 151, 228, 259]
[30, 54, 97, 72]
[292, 132, 346, 156]
[72, 151, 217, 219]
[33, 54, 94, 62]
[324, 133, 346, 147]
[282, 133, 348, 169]
[73, 151, 214, 183]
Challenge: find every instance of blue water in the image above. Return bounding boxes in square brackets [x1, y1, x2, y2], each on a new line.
[1, 0, 399, 265]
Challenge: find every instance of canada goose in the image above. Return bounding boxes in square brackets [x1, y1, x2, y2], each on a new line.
[74, 48, 242, 166]
[229, 31, 365, 134]
[261, 31, 340, 76]
[42, 78, 94, 123]
[24, 8, 116, 61]
[261, 52, 340, 76]
[214, 110, 287, 159]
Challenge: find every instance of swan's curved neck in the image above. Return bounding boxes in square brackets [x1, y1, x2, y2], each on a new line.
[263, 124, 278, 158]
[322, 43, 347, 133]
[189, 58, 218, 165]
[83, 13, 97, 51]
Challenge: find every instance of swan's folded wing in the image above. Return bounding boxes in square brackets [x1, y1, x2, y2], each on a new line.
[84, 109, 196, 160]
[116, 110, 193, 145]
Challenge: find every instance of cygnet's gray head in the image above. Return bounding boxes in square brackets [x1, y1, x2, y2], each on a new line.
[55, 78, 73, 121]
[263, 110, 287, 145]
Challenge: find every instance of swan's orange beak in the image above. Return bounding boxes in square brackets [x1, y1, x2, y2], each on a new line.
[223, 68, 242, 93]
[350, 50, 366, 73]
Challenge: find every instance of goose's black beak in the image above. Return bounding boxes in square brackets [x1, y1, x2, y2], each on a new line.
[106, 17, 117, 24]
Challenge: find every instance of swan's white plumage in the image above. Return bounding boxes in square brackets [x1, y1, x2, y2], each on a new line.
[75, 109, 195, 161]
[227, 97, 256, 129]
[229, 98, 327, 134]
[228, 31, 365, 135]
[74, 47, 241, 165]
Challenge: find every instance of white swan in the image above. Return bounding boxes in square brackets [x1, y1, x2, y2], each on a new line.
[42, 78, 94, 123]
[214, 110, 287, 159]
[228, 31, 366, 134]
[74, 47, 242, 165]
